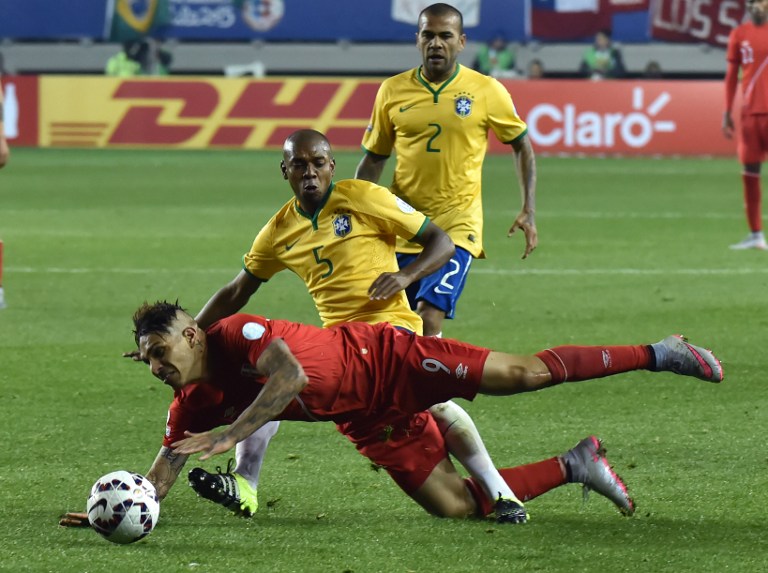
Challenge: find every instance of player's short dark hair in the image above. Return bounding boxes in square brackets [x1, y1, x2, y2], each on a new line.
[420, 3, 464, 33]
[133, 300, 187, 346]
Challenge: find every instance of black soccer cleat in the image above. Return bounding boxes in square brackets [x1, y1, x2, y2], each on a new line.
[188, 461, 258, 518]
[494, 495, 529, 524]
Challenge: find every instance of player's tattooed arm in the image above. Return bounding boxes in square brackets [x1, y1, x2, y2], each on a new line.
[146, 446, 189, 502]
[227, 338, 307, 443]
[172, 339, 307, 459]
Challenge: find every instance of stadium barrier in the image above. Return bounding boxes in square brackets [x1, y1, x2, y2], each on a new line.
[2, 75, 736, 157]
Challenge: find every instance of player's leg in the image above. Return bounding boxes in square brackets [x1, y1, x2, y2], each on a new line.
[399, 250, 520, 514]
[187, 420, 280, 517]
[365, 415, 631, 520]
[731, 115, 767, 249]
[409, 456, 479, 518]
[353, 412, 518, 520]
[233, 419, 279, 490]
[429, 401, 525, 521]
[416, 301, 445, 337]
[342, 412, 502, 519]
[479, 335, 723, 395]
[464, 436, 635, 516]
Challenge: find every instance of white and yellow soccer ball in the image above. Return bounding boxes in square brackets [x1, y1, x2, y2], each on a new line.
[86, 470, 160, 544]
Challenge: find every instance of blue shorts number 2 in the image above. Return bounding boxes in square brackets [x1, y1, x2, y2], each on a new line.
[396, 246, 473, 320]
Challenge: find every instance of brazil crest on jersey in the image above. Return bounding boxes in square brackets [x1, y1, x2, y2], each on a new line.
[361, 64, 527, 258]
[243, 179, 428, 333]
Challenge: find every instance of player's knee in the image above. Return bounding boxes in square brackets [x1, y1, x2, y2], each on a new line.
[428, 402, 456, 432]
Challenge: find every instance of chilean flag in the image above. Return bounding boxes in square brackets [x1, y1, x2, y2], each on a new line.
[527, 0, 612, 40]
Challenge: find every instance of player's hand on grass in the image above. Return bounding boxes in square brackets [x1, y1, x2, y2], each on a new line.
[59, 511, 89, 527]
[368, 272, 410, 300]
[122, 349, 142, 361]
[508, 210, 538, 259]
[172, 430, 238, 461]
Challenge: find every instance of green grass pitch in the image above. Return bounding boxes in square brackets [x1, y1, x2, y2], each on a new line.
[1, 148, 766, 573]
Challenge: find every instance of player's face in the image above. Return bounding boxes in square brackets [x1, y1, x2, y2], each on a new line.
[416, 12, 466, 83]
[748, 0, 768, 22]
[281, 141, 336, 214]
[139, 326, 202, 390]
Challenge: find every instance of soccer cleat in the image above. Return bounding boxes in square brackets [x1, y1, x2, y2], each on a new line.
[564, 436, 635, 516]
[729, 234, 768, 250]
[652, 334, 724, 383]
[188, 460, 258, 518]
[494, 495, 528, 524]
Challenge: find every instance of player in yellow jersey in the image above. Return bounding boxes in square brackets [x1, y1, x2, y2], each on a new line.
[355, 2, 537, 339]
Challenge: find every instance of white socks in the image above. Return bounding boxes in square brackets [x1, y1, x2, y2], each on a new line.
[234, 420, 280, 490]
[429, 401, 519, 503]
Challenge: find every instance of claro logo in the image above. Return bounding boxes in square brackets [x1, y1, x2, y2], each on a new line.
[525, 87, 676, 150]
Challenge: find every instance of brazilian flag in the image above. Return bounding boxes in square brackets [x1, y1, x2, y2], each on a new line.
[109, 0, 171, 41]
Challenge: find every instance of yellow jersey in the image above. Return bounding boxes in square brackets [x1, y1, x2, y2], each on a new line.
[243, 179, 428, 333]
[361, 64, 528, 258]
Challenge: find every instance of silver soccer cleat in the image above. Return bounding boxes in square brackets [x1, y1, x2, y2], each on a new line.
[654, 334, 724, 383]
[565, 435, 635, 516]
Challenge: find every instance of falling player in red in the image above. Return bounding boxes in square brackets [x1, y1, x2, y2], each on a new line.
[135, 301, 723, 521]
[724, 0, 768, 249]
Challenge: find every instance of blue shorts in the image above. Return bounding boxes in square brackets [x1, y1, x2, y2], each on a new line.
[396, 247, 473, 320]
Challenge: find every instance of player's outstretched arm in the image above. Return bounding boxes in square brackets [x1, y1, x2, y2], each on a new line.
[354, 150, 388, 184]
[368, 221, 454, 300]
[173, 339, 307, 460]
[196, 270, 263, 330]
[508, 135, 538, 259]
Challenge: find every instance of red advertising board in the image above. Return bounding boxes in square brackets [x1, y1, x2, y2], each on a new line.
[11, 76, 738, 157]
[499, 79, 736, 156]
[650, 0, 743, 47]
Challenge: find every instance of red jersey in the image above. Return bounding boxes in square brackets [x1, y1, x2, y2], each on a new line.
[727, 21, 768, 115]
[163, 314, 486, 447]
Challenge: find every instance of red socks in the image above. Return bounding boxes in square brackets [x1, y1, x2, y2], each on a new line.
[535, 344, 652, 383]
[742, 172, 762, 233]
[465, 457, 565, 516]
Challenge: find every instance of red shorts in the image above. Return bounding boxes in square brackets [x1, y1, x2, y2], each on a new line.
[738, 114, 768, 164]
[334, 331, 490, 493]
[384, 330, 489, 415]
[337, 410, 448, 494]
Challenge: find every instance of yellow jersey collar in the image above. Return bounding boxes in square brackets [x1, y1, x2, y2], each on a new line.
[416, 63, 461, 102]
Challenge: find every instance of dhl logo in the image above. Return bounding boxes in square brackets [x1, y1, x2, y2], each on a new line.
[41, 77, 381, 149]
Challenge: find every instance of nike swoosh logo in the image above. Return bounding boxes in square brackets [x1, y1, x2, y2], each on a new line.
[399, 103, 417, 112]
[285, 240, 299, 251]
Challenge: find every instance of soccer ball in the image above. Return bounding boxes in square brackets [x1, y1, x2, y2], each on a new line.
[86, 470, 160, 544]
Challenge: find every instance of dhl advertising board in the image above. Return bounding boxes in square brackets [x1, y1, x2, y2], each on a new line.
[3, 75, 737, 157]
